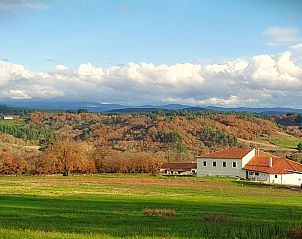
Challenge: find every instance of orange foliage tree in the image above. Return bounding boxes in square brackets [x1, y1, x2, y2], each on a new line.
[42, 140, 95, 175]
[0, 151, 27, 175]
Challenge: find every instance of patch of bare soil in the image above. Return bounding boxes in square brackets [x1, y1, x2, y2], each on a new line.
[34, 176, 222, 189]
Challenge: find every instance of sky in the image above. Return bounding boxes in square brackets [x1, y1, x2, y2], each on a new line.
[0, 0, 302, 107]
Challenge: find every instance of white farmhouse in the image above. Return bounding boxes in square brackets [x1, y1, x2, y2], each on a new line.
[197, 148, 302, 186]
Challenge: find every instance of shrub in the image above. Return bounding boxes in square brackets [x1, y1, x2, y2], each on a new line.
[204, 214, 227, 223]
[0, 151, 27, 175]
[288, 226, 302, 239]
[143, 208, 176, 217]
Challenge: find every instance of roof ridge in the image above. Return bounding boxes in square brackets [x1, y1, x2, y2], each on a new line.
[203, 147, 252, 154]
[199, 147, 253, 159]
[285, 158, 302, 171]
[260, 151, 275, 156]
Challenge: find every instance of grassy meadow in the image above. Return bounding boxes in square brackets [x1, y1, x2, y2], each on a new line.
[0, 120, 17, 126]
[271, 138, 301, 150]
[0, 174, 301, 239]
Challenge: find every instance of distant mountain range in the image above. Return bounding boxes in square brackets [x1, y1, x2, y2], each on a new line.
[2, 100, 302, 114]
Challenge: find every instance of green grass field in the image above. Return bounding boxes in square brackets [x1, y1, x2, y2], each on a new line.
[0, 120, 17, 126]
[271, 138, 301, 149]
[0, 175, 301, 239]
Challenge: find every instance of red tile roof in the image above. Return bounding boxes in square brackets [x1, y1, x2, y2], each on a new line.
[161, 162, 197, 171]
[199, 148, 252, 159]
[243, 154, 302, 174]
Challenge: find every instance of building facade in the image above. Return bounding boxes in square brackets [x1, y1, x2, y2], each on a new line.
[197, 148, 302, 186]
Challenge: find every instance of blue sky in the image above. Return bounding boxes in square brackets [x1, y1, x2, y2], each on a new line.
[1, 0, 301, 70]
[0, 0, 302, 107]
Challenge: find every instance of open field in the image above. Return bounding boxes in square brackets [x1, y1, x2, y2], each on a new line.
[0, 175, 301, 238]
[239, 132, 301, 154]
[271, 138, 301, 150]
[0, 120, 17, 126]
[268, 132, 300, 150]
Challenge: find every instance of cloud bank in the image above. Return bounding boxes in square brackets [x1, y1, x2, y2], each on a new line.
[264, 27, 300, 46]
[1, 46, 302, 108]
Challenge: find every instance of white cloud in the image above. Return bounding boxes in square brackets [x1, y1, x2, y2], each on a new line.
[290, 44, 302, 53]
[5, 90, 31, 99]
[0, 0, 48, 10]
[164, 96, 259, 107]
[264, 27, 300, 46]
[0, 46, 302, 108]
[247, 51, 302, 89]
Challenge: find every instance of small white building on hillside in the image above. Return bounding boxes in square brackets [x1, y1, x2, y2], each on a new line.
[197, 148, 302, 186]
[2, 116, 14, 120]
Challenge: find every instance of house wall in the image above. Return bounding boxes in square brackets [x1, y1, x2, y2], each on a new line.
[197, 157, 245, 178]
[246, 171, 302, 186]
[247, 171, 269, 182]
[242, 148, 255, 167]
[269, 173, 302, 186]
[269, 174, 282, 184]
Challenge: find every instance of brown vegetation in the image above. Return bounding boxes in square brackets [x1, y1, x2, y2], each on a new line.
[26, 111, 277, 155]
[0, 140, 165, 175]
[204, 215, 227, 223]
[143, 208, 176, 217]
[288, 226, 302, 239]
[0, 150, 27, 175]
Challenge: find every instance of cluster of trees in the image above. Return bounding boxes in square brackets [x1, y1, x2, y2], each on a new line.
[273, 113, 302, 138]
[151, 131, 181, 144]
[0, 105, 36, 116]
[274, 113, 302, 126]
[0, 122, 56, 146]
[0, 140, 164, 175]
[194, 127, 237, 147]
[0, 105, 69, 116]
[0, 150, 27, 174]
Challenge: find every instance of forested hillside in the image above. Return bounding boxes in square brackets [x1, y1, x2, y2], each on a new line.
[0, 108, 301, 175]
[26, 110, 277, 152]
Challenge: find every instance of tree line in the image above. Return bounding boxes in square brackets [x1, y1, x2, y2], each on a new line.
[0, 140, 164, 175]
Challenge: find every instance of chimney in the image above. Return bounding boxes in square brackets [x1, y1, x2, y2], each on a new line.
[255, 146, 260, 157]
[269, 157, 273, 168]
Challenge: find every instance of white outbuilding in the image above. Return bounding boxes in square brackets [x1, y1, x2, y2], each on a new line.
[2, 116, 14, 120]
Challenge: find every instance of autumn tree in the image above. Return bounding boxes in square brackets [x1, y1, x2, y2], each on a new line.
[0, 151, 27, 175]
[43, 140, 95, 176]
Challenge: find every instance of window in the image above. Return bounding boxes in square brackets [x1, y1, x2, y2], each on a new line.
[203, 161, 207, 167]
[249, 171, 254, 175]
[255, 172, 259, 176]
[222, 162, 226, 167]
[275, 175, 278, 178]
[232, 162, 237, 168]
[213, 162, 216, 167]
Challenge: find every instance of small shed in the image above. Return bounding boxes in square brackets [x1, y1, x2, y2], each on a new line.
[2, 116, 14, 120]
[160, 162, 197, 176]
